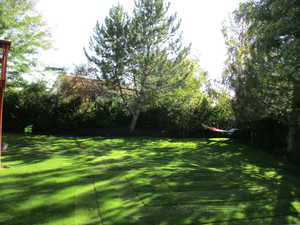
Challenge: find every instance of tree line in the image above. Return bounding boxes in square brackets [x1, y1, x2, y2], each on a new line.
[223, 0, 300, 159]
[1, 0, 233, 136]
[3, 78, 232, 137]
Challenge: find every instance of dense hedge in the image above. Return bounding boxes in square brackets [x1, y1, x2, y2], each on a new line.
[4, 96, 209, 138]
[233, 118, 300, 164]
[4, 82, 299, 166]
[3, 83, 232, 138]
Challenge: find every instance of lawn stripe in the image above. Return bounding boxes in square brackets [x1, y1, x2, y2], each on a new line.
[2, 135, 300, 225]
[93, 181, 104, 225]
[74, 179, 102, 225]
[193, 214, 300, 225]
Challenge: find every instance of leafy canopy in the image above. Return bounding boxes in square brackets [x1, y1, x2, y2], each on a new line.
[0, 0, 51, 82]
[223, 0, 300, 123]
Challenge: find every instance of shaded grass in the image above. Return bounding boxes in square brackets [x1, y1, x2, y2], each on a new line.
[0, 134, 299, 225]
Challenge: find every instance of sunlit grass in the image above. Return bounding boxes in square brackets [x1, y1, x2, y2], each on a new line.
[0, 134, 299, 225]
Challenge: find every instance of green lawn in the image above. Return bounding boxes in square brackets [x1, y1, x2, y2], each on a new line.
[0, 134, 299, 225]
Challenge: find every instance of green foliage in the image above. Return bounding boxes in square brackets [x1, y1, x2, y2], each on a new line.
[4, 79, 230, 137]
[152, 61, 209, 136]
[4, 81, 76, 132]
[223, 0, 300, 123]
[0, 0, 51, 82]
[137, 67, 234, 136]
[85, 5, 131, 103]
[85, 0, 192, 131]
[4, 61, 232, 137]
[24, 125, 32, 134]
[4, 80, 49, 132]
[224, 0, 300, 153]
[207, 88, 234, 129]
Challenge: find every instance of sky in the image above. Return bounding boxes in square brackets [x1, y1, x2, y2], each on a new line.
[35, 0, 242, 83]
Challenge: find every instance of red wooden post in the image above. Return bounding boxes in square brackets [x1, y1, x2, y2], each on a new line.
[0, 40, 11, 168]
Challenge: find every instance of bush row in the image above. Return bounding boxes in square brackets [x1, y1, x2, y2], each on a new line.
[3, 82, 233, 138]
[234, 118, 300, 164]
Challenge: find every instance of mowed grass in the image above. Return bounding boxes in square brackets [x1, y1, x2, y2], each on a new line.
[0, 134, 300, 225]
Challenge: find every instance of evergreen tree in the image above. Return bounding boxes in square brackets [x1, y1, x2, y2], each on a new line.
[86, 0, 192, 132]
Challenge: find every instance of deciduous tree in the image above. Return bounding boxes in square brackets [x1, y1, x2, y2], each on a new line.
[223, 0, 300, 151]
[0, 0, 51, 83]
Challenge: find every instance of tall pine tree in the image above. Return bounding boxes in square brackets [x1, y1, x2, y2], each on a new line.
[86, 0, 192, 132]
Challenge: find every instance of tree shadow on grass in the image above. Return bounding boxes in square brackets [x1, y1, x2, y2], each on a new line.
[188, 138, 300, 224]
[0, 135, 161, 224]
[1, 135, 300, 225]
[84, 137, 300, 224]
[0, 168, 86, 225]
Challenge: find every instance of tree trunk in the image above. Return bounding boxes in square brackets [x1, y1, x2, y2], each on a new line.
[287, 81, 300, 152]
[129, 109, 140, 133]
[287, 125, 295, 152]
